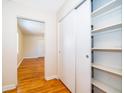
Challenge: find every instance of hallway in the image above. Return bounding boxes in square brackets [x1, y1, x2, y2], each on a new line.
[4, 58, 70, 93]
[3, 0, 122, 92]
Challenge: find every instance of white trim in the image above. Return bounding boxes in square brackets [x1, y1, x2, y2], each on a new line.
[23, 57, 37, 59]
[2, 84, 16, 92]
[23, 56, 43, 59]
[45, 75, 58, 80]
[17, 58, 24, 68]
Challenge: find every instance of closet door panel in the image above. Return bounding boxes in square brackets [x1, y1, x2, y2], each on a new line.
[61, 10, 76, 93]
[58, 22, 63, 80]
[75, 0, 91, 93]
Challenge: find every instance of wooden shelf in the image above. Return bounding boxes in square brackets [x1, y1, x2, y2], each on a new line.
[92, 0, 121, 17]
[92, 63, 122, 76]
[92, 79, 121, 93]
[91, 23, 122, 33]
[92, 48, 122, 52]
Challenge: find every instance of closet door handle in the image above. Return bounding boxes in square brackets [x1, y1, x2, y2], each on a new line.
[86, 55, 89, 58]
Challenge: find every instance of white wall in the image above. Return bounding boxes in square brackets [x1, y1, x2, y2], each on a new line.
[24, 35, 44, 58]
[3, 0, 57, 90]
[17, 25, 24, 65]
[2, 1, 17, 90]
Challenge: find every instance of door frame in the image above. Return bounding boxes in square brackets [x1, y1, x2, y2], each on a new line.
[16, 16, 46, 78]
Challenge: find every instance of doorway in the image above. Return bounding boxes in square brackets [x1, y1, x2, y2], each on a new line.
[15, 17, 70, 93]
[17, 17, 45, 91]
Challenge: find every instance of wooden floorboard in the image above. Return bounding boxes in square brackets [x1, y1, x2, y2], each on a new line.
[4, 57, 70, 93]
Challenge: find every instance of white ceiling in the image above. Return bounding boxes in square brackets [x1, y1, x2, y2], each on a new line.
[12, 0, 66, 12]
[18, 18, 45, 36]
[16, 0, 67, 36]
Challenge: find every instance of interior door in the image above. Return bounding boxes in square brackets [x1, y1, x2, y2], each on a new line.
[75, 0, 91, 93]
[60, 10, 76, 93]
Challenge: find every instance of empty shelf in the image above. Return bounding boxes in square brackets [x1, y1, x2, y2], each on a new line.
[92, 79, 121, 93]
[92, 48, 122, 52]
[91, 23, 122, 33]
[92, 0, 122, 17]
[92, 63, 122, 76]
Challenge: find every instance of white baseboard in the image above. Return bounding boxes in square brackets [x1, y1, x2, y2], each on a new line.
[2, 84, 16, 92]
[17, 58, 24, 68]
[45, 75, 58, 80]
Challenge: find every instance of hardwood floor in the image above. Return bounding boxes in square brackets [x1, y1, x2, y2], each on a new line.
[4, 58, 70, 93]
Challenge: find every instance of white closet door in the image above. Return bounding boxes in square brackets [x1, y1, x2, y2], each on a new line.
[58, 22, 63, 80]
[60, 10, 76, 93]
[75, 0, 91, 93]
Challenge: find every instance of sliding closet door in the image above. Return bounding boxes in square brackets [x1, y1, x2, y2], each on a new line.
[58, 22, 63, 80]
[59, 0, 91, 93]
[60, 10, 76, 93]
[75, 0, 91, 93]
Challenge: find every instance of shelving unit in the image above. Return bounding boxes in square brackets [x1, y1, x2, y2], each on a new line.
[92, 79, 121, 93]
[92, 0, 121, 17]
[91, 23, 122, 33]
[92, 63, 122, 76]
[91, 0, 122, 92]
